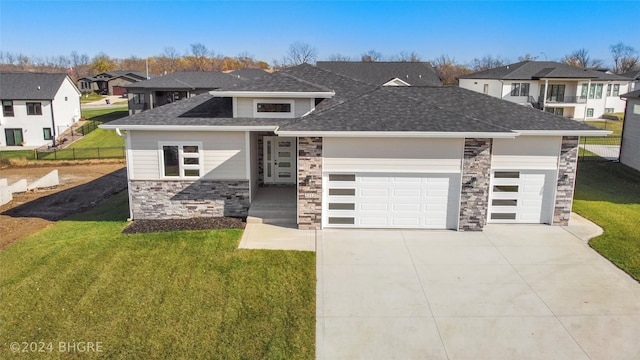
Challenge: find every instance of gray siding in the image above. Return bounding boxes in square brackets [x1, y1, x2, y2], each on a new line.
[620, 99, 640, 172]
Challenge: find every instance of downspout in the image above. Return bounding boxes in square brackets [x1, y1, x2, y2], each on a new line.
[116, 128, 135, 221]
[50, 99, 56, 146]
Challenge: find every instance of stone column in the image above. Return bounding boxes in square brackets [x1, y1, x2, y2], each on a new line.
[459, 138, 492, 231]
[298, 137, 322, 230]
[553, 136, 579, 226]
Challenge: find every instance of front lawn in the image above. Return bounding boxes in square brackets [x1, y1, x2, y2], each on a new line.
[585, 120, 623, 137]
[67, 107, 129, 149]
[573, 161, 640, 281]
[0, 192, 316, 359]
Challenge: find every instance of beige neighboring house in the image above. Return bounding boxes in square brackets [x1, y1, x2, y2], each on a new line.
[0, 72, 81, 147]
[620, 90, 640, 171]
[459, 61, 630, 120]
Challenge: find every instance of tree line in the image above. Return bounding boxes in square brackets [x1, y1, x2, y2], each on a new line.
[1, 41, 638, 86]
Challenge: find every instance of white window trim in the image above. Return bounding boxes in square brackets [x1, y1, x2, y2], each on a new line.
[157, 141, 204, 179]
[252, 99, 295, 118]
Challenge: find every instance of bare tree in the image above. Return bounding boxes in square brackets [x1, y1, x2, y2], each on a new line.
[610, 42, 640, 73]
[361, 49, 383, 62]
[189, 43, 212, 71]
[470, 55, 509, 71]
[518, 53, 539, 62]
[394, 51, 422, 62]
[431, 55, 472, 85]
[327, 53, 352, 61]
[286, 42, 317, 65]
[561, 48, 603, 68]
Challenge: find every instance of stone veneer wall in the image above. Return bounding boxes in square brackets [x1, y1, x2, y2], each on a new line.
[298, 137, 323, 230]
[553, 136, 579, 226]
[458, 138, 492, 231]
[129, 180, 250, 219]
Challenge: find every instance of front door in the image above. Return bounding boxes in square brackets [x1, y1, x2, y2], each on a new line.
[263, 136, 296, 184]
[5, 128, 23, 146]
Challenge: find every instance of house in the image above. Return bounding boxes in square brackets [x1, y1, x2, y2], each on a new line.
[101, 62, 608, 232]
[621, 70, 640, 92]
[459, 61, 630, 120]
[124, 71, 258, 115]
[620, 90, 640, 171]
[1, 71, 81, 147]
[316, 61, 441, 86]
[78, 70, 149, 95]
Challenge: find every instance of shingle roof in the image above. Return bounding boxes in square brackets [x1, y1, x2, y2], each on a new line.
[316, 61, 442, 86]
[228, 68, 270, 80]
[621, 70, 640, 80]
[104, 92, 286, 128]
[125, 71, 243, 90]
[459, 61, 629, 81]
[0, 71, 68, 99]
[621, 89, 640, 99]
[221, 70, 332, 92]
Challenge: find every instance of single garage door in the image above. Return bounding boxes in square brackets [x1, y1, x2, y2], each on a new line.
[488, 170, 556, 223]
[324, 173, 458, 229]
[112, 86, 126, 96]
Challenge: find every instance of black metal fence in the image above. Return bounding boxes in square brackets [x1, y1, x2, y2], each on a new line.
[578, 136, 621, 161]
[0, 146, 126, 161]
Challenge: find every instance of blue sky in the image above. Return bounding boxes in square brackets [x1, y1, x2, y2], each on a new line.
[1, 0, 639, 67]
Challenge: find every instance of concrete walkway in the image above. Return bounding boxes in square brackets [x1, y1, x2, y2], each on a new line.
[316, 218, 640, 359]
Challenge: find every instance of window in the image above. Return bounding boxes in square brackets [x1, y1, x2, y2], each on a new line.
[26, 102, 42, 115]
[132, 93, 145, 104]
[510, 83, 530, 96]
[253, 99, 294, 118]
[589, 83, 603, 99]
[581, 83, 589, 99]
[547, 85, 565, 102]
[634, 104, 640, 115]
[606, 84, 612, 96]
[2, 100, 14, 117]
[160, 143, 202, 178]
[613, 84, 620, 96]
[605, 108, 614, 113]
[43, 128, 52, 140]
[483, 84, 489, 94]
[587, 108, 594, 117]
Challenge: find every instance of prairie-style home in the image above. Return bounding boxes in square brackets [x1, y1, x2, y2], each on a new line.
[1, 72, 81, 147]
[459, 61, 630, 120]
[101, 62, 608, 232]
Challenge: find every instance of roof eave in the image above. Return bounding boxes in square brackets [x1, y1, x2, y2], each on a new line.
[99, 124, 279, 132]
[209, 90, 335, 98]
[274, 130, 517, 138]
[515, 129, 612, 137]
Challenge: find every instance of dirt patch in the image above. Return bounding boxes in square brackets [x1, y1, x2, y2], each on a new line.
[0, 163, 127, 250]
[122, 217, 246, 234]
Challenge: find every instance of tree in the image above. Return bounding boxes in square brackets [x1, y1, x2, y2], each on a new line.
[561, 48, 603, 68]
[518, 53, 539, 62]
[431, 55, 472, 85]
[327, 53, 352, 61]
[471, 55, 508, 71]
[91, 53, 116, 73]
[286, 42, 317, 65]
[361, 49, 383, 62]
[188, 43, 212, 71]
[394, 51, 421, 62]
[610, 42, 640, 73]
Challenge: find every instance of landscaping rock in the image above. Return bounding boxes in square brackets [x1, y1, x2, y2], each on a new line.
[122, 217, 246, 234]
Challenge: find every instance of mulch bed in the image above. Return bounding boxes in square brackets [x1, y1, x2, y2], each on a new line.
[122, 217, 246, 234]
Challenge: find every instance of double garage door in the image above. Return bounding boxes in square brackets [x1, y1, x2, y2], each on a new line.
[323, 173, 458, 229]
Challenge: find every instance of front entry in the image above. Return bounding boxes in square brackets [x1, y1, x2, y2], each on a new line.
[263, 136, 296, 184]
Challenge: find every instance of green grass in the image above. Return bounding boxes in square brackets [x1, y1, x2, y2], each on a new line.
[67, 107, 129, 149]
[0, 192, 316, 359]
[80, 93, 105, 103]
[574, 161, 640, 281]
[585, 120, 623, 137]
[0, 149, 36, 160]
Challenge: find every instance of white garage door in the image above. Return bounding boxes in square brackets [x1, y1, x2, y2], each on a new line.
[324, 173, 456, 229]
[488, 170, 556, 223]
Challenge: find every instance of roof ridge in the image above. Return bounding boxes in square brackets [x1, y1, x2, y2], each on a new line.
[278, 71, 333, 92]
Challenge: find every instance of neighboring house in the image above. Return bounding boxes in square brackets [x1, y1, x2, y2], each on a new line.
[101, 63, 607, 232]
[1, 72, 81, 147]
[124, 71, 254, 115]
[459, 61, 630, 120]
[316, 61, 441, 86]
[78, 70, 149, 95]
[621, 70, 640, 92]
[620, 90, 640, 171]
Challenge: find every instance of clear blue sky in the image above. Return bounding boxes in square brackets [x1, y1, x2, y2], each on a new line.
[1, 0, 639, 68]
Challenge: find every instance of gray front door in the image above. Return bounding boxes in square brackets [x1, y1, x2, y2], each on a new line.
[263, 136, 296, 184]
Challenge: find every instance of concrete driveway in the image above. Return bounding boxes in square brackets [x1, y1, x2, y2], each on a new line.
[316, 224, 640, 359]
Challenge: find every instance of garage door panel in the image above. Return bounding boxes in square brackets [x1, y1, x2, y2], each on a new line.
[489, 170, 556, 224]
[360, 203, 388, 211]
[392, 218, 421, 226]
[393, 188, 421, 197]
[392, 203, 421, 212]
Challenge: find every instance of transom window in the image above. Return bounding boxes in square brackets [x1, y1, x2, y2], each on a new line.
[510, 83, 530, 97]
[253, 99, 295, 118]
[160, 143, 203, 178]
[2, 100, 14, 117]
[27, 102, 42, 115]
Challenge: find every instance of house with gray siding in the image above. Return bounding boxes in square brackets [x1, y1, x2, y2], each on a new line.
[78, 70, 149, 95]
[101, 62, 608, 231]
[620, 90, 640, 172]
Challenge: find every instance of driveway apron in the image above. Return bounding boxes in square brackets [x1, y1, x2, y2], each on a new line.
[316, 225, 640, 360]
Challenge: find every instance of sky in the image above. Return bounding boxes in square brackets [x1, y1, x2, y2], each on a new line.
[1, 0, 639, 68]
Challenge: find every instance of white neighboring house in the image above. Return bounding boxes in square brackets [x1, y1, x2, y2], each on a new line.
[620, 90, 640, 171]
[621, 70, 640, 92]
[459, 61, 630, 120]
[0, 72, 81, 147]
